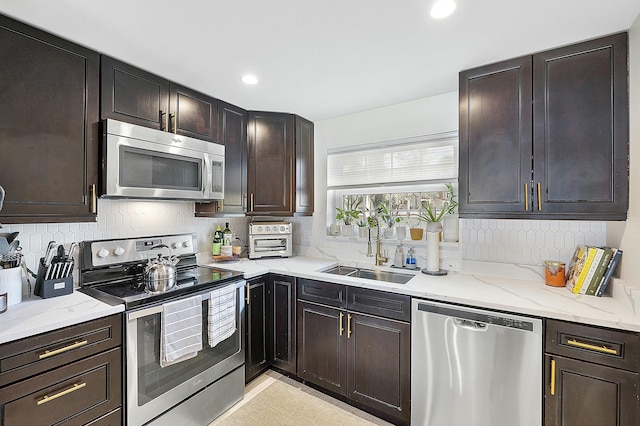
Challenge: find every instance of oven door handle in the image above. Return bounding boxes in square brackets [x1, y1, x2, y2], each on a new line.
[127, 279, 245, 321]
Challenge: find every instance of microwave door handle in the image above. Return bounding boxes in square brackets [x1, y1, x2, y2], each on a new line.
[202, 156, 211, 198]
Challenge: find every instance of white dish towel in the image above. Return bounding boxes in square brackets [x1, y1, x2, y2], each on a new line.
[208, 283, 236, 347]
[160, 295, 203, 368]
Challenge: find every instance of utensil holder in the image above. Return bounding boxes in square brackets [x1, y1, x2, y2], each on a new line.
[34, 258, 73, 298]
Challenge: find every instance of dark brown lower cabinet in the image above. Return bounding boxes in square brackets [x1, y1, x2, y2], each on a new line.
[245, 276, 268, 383]
[297, 301, 347, 396]
[297, 281, 411, 425]
[544, 354, 638, 426]
[0, 348, 121, 426]
[268, 275, 297, 375]
[545, 319, 640, 425]
[348, 312, 410, 422]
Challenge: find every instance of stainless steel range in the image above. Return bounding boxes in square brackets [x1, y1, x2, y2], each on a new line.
[80, 233, 246, 426]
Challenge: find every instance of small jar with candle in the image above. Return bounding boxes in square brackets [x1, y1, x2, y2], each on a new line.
[544, 260, 566, 287]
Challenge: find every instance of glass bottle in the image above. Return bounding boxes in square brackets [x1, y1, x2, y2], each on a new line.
[212, 225, 223, 255]
[223, 222, 233, 246]
[394, 244, 404, 267]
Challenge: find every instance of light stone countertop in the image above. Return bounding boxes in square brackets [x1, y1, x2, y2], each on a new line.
[2, 254, 637, 346]
[0, 291, 124, 345]
[203, 255, 640, 332]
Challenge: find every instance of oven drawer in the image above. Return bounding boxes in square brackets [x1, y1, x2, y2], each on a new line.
[0, 314, 122, 387]
[546, 319, 640, 371]
[0, 347, 122, 426]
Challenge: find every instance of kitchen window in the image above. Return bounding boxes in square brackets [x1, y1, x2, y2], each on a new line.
[327, 132, 458, 232]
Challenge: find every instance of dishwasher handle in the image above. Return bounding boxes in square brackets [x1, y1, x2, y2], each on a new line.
[454, 318, 488, 330]
[416, 301, 536, 332]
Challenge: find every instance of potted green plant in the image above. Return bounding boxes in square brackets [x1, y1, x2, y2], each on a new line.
[419, 183, 458, 236]
[441, 183, 459, 242]
[376, 204, 401, 239]
[356, 217, 369, 238]
[335, 197, 362, 237]
[408, 214, 424, 240]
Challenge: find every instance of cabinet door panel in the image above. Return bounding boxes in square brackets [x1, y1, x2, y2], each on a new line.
[533, 33, 628, 219]
[0, 15, 99, 223]
[459, 56, 533, 217]
[545, 354, 639, 426]
[101, 55, 169, 130]
[295, 116, 314, 215]
[297, 301, 347, 395]
[170, 84, 218, 142]
[247, 112, 294, 214]
[245, 278, 267, 382]
[348, 313, 410, 424]
[268, 275, 296, 374]
[218, 102, 247, 213]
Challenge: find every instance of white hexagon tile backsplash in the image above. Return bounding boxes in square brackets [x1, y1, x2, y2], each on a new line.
[1, 199, 249, 276]
[3, 198, 607, 279]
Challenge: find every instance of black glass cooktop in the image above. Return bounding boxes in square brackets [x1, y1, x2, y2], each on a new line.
[80, 266, 243, 309]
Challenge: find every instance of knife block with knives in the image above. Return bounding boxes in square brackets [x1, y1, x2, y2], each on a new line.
[34, 242, 76, 298]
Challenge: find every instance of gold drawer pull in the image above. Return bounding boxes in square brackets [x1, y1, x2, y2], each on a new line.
[550, 359, 556, 396]
[39, 340, 88, 359]
[37, 382, 86, 405]
[567, 339, 618, 355]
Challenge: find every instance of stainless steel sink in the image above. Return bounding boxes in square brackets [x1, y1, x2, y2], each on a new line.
[322, 265, 414, 284]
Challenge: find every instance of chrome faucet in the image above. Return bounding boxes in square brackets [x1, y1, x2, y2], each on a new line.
[375, 227, 388, 266]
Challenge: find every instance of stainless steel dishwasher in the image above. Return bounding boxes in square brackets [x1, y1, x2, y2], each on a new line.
[412, 299, 542, 426]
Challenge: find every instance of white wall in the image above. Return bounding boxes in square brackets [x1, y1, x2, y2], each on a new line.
[611, 14, 640, 285]
[309, 89, 608, 270]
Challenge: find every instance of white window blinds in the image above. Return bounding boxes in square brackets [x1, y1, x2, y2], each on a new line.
[327, 132, 458, 188]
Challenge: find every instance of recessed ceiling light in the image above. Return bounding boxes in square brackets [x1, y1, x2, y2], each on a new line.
[430, 0, 456, 19]
[241, 74, 258, 85]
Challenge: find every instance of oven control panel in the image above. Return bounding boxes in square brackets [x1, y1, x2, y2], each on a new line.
[249, 222, 292, 235]
[88, 234, 196, 267]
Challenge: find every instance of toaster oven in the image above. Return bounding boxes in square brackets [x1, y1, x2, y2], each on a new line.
[248, 222, 292, 259]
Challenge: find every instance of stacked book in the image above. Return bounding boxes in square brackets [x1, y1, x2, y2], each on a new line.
[565, 245, 623, 296]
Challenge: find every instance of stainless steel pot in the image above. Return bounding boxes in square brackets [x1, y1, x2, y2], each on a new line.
[144, 244, 179, 293]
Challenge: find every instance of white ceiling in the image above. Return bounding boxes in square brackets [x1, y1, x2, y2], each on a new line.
[1, 0, 639, 122]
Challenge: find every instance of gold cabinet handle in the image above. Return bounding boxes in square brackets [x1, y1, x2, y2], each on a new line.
[537, 182, 542, 211]
[550, 359, 556, 396]
[524, 183, 529, 211]
[250, 193, 254, 212]
[39, 340, 88, 359]
[347, 314, 352, 338]
[219, 199, 224, 212]
[90, 184, 97, 214]
[339, 312, 344, 336]
[245, 283, 250, 305]
[567, 338, 618, 355]
[37, 382, 86, 405]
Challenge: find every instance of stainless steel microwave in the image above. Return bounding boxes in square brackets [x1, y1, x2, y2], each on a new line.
[102, 119, 224, 201]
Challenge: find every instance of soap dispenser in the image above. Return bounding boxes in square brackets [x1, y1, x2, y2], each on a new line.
[406, 247, 416, 269]
[394, 244, 404, 268]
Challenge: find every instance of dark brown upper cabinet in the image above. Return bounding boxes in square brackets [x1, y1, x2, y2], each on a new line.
[196, 101, 248, 216]
[247, 112, 314, 216]
[0, 14, 100, 224]
[459, 32, 629, 220]
[101, 55, 218, 143]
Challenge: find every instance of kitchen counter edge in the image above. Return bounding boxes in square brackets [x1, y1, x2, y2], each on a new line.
[0, 291, 124, 345]
[204, 256, 640, 332]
